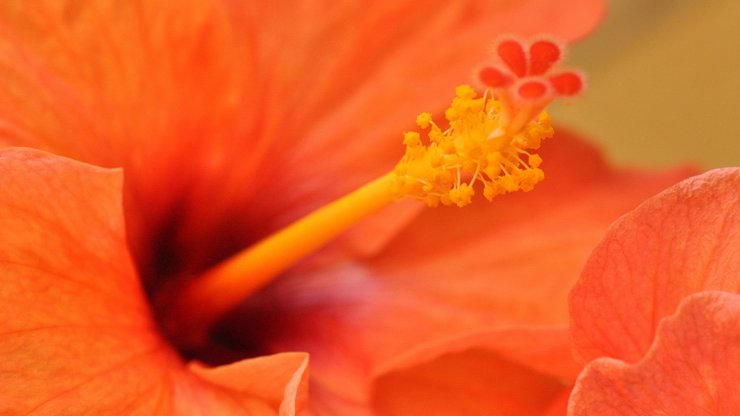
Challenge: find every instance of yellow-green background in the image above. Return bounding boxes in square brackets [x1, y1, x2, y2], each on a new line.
[550, 0, 739, 169]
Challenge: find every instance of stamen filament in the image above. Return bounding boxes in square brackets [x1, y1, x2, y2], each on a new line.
[174, 172, 397, 343]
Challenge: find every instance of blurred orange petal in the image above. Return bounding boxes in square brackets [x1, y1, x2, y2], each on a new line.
[543, 388, 573, 416]
[0, 148, 307, 414]
[570, 168, 740, 363]
[569, 292, 740, 415]
[0, 0, 605, 284]
[372, 346, 565, 416]
[369, 328, 577, 415]
[373, 327, 581, 383]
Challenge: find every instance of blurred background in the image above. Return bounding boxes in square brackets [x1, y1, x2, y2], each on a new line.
[550, 0, 739, 169]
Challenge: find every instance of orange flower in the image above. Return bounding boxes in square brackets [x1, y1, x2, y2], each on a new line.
[0, 0, 699, 414]
[569, 168, 740, 415]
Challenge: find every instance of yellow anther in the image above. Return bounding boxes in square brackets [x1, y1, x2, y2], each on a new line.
[449, 183, 474, 207]
[392, 84, 553, 207]
[455, 84, 477, 99]
[403, 131, 422, 148]
[528, 154, 543, 168]
[416, 112, 433, 129]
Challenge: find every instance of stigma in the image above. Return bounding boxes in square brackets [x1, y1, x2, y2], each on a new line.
[393, 37, 583, 207]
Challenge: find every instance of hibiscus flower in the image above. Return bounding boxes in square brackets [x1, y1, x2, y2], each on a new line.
[569, 168, 740, 415]
[0, 0, 700, 414]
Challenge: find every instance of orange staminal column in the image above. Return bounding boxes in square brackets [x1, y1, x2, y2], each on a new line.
[169, 173, 397, 346]
[171, 36, 583, 348]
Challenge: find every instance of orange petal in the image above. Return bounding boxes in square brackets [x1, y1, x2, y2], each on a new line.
[176, 0, 606, 283]
[278, 0, 606, 211]
[569, 292, 740, 416]
[190, 352, 310, 416]
[370, 329, 576, 416]
[0, 0, 605, 284]
[372, 327, 581, 383]
[543, 388, 573, 416]
[0, 0, 259, 282]
[0, 148, 306, 414]
[570, 168, 740, 363]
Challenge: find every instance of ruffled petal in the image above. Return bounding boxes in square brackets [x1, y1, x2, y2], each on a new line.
[569, 292, 740, 416]
[0, 148, 306, 414]
[570, 168, 740, 363]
